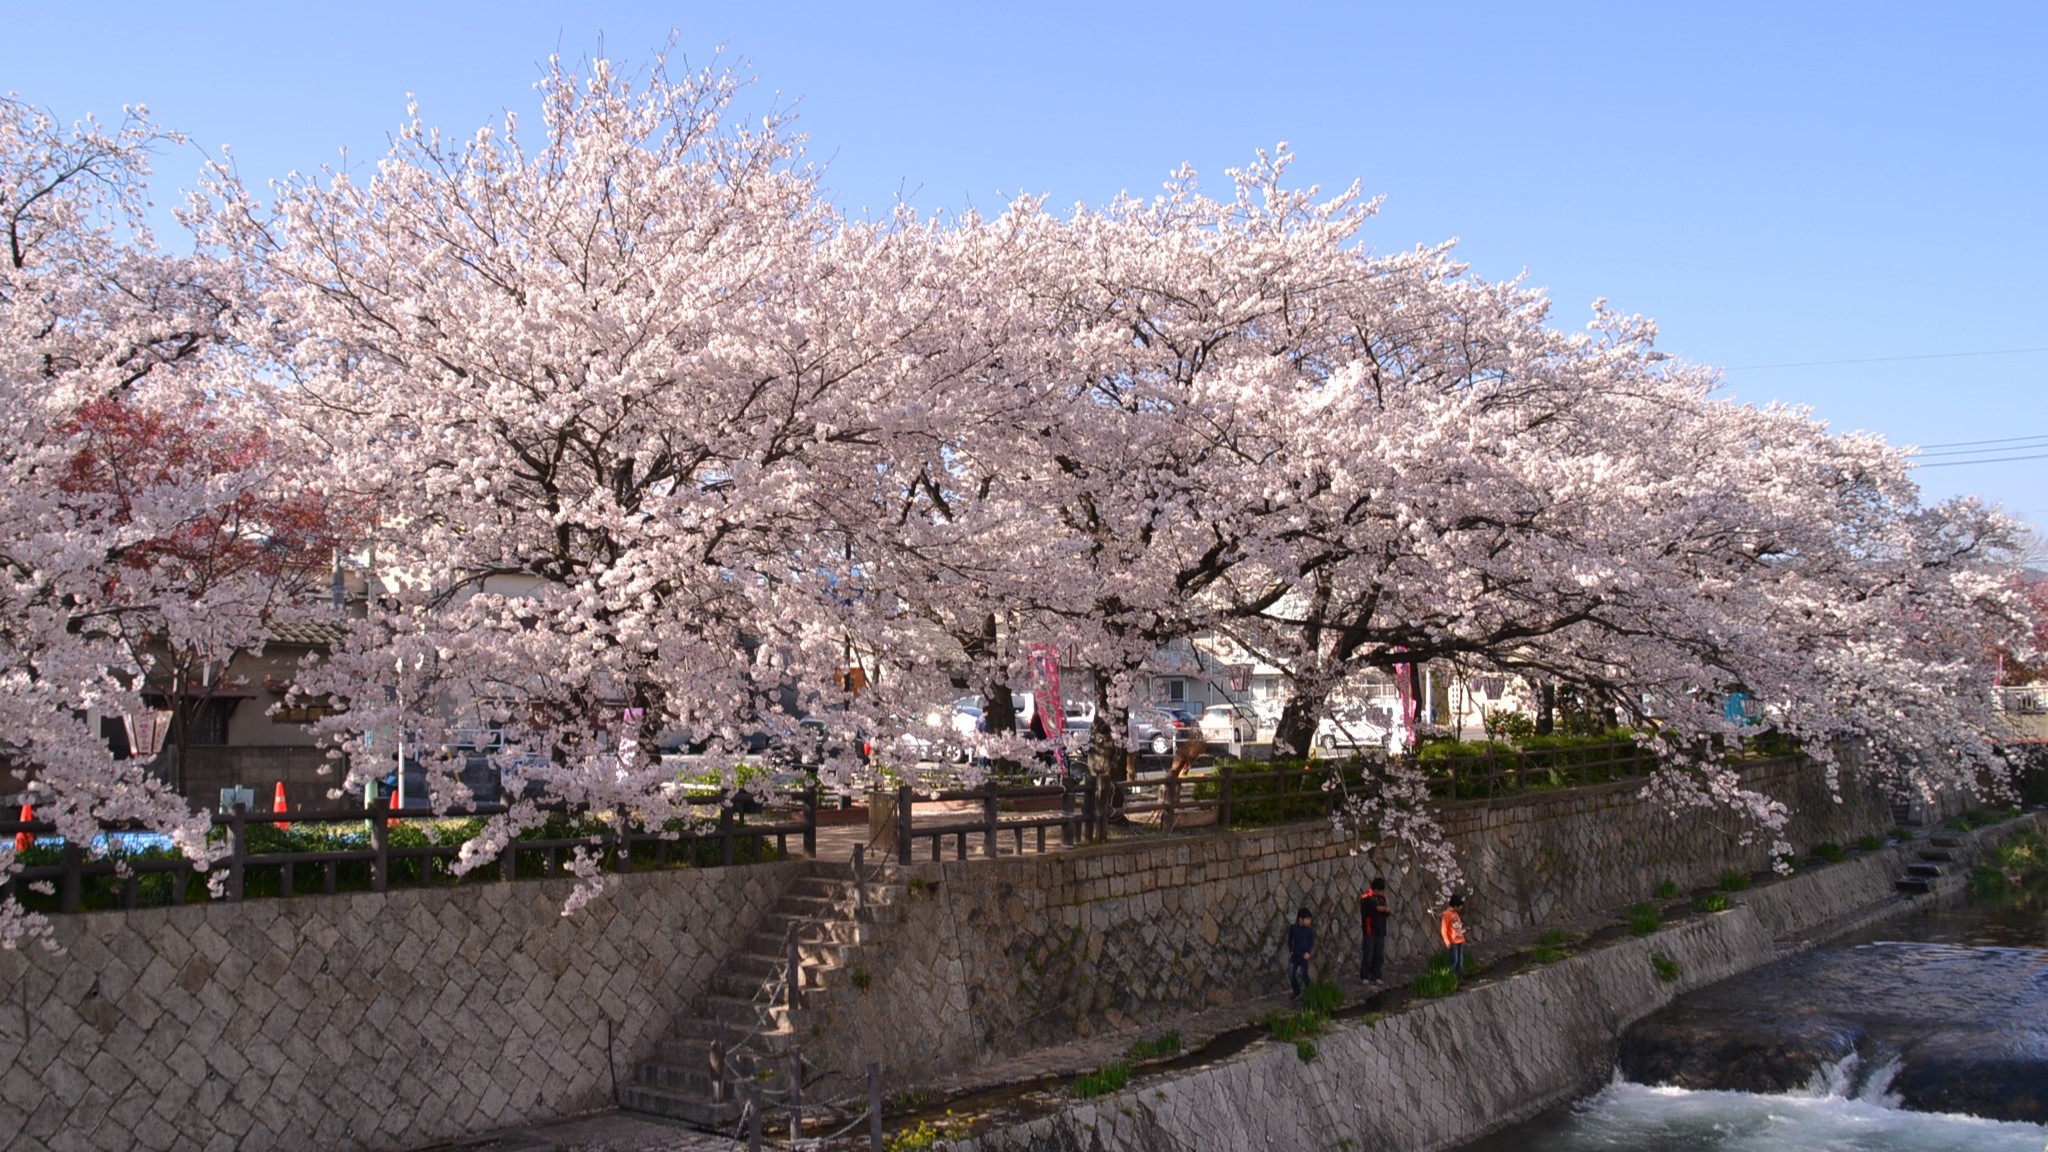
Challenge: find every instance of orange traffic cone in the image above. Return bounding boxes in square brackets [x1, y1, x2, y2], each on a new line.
[13, 803, 32, 852]
[272, 782, 291, 831]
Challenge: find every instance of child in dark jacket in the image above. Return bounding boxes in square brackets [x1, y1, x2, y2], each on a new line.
[1286, 908, 1316, 997]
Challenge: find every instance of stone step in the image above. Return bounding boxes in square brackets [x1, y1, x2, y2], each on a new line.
[618, 1081, 746, 1128]
[1917, 849, 1957, 863]
[701, 993, 790, 1031]
[665, 1019, 798, 1055]
[1906, 862, 1944, 878]
[1895, 876, 1934, 895]
[1930, 834, 1965, 848]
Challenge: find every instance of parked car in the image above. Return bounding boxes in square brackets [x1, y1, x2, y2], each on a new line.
[1199, 703, 1271, 746]
[1315, 707, 1396, 755]
[1129, 705, 1200, 756]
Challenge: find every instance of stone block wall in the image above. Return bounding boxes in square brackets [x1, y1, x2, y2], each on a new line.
[794, 758, 1894, 1088]
[0, 861, 803, 1152]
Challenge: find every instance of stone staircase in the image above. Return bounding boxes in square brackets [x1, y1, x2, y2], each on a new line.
[1893, 832, 1963, 895]
[620, 857, 901, 1128]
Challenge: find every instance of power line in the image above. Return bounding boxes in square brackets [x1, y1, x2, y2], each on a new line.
[1915, 432, 2048, 449]
[1913, 438, 2048, 459]
[1726, 346, 2048, 371]
[1911, 451, 2048, 469]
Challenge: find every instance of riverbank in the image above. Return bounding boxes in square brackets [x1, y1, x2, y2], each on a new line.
[950, 811, 2046, 1152]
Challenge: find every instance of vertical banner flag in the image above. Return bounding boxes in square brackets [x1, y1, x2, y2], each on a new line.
[1392, 648, 1417, 751]
[1026, 642, 1065, 774]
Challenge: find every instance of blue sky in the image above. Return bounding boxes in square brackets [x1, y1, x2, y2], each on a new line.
[7, 1, 2044, 533]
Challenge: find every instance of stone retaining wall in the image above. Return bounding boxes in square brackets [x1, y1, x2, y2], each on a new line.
[0, 862, 803, 1152]
[957, 813, 2044, 1152]
[794, 758, 1893, 1089]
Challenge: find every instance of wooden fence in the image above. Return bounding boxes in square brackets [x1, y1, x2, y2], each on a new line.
[3, 791, 816, 914]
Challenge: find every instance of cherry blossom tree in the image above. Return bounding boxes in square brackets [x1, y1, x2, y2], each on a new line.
[0, 96, 317, 945]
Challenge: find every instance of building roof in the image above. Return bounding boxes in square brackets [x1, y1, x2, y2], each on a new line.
[265, 621, 350, 648]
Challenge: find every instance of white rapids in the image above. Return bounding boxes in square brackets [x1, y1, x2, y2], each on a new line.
[1517, 1060, 2048, 1152]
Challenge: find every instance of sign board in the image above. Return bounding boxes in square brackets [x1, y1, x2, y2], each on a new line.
[1228, 665, 1252, 693]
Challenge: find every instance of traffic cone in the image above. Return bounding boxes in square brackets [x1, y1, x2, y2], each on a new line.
[13, 803, 32, 853]
[272, 782, 291, 832]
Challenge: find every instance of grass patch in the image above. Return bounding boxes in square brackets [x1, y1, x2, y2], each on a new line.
[1855, 834, 1884, 852]
[1653, 879, 1679, 899]
[1299, 979, 1344, 1015]
[1071, 1061, 1131, 1099]
[1531, 944, 1566, 964]
[1264, 1010, 1326, 1043]
[1294, 1039, 1318, 1063]
[1694, 891, 1730, 913]
[1412, 967, 1459, 998]
[1949, 809, 2005, 832]
[1890, 826, 1917, 842]
[1718, 870, 1751, 892]
[1651, 953, 1680, 983]
[1126, 1032, 1182, 1061]
[1811, 842, 1845, 863]
[1624, 902, 1661, 936]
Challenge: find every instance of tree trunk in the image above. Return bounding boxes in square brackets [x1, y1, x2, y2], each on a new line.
[1274, 688, 1324, 759]
[1535, 680, 1556, 736]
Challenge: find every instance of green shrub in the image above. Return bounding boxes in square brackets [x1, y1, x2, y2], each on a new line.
[1299, 980, 1344, 1015]
[1624, 902, 1661, 936]
[1653, 880, 1679, 899]
[1071, 1061, 1131, 1098]
[1890, 826, 1916, 843]
[1812, 842, 1845, 863]
[1481, 708, 1536, 741]
[1412, 968, 1459, 998]
[1855, 834, 1884, 852]
[1536, 929, 1576, 947]
[1531, 944, 1565, 964]
[1695, 891, 1730, 913]
[1651, 954, 1680, 983]
[1969, 865, 2010, 899]
[1127, 1032, 1182, 1060]
[1294, 1039, 1318, 1063]
[1718, 870, 1751, 892]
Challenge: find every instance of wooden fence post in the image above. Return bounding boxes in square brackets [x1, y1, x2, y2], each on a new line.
[59, 842, 83, 915]
[896, 784, 913, 865]
[370, 799, 389, 893]
[1218, 764, 1234, 828]
[982, 781, 999, 858]
[718, 802, 734, 868]
[803, 786, 819, 858]
[852, 844, 867, 914]
[227, 803, 247, 902]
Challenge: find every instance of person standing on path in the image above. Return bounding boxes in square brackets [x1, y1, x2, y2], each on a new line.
[1359, 876, 1390, 983]
[1286, 908, 1317, 997]
[1440, 893, 1468, 977]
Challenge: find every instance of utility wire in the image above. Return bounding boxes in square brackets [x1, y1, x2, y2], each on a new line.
[1914, 432, 2048, 449]
[1913, 438, 2048, 459]
[1726, 346, 2048, 371]
[1911, 451, 2048, 469]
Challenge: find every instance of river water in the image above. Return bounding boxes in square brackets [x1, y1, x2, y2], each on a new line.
[1461, 893, 2048, 1152]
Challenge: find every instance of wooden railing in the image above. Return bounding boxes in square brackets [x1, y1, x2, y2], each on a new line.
[3, 790, 816, 914]
[892, 782, 1086, 863]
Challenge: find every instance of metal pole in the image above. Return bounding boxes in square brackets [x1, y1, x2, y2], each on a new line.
[853, 843, 867, 914]
[747, 1080, 762, 1151]
[710, 1017, 727, 1104]
[868, 1062, 884, 1151]
[787, 927, 802, 1008]
[228, 803, 246, 902]
[788, 1050, 804, 1142]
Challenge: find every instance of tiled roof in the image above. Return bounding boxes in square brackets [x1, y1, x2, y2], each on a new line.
[266, 621, 350, 647]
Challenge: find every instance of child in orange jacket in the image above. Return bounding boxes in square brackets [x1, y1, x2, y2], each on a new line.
[1440, 893, 1468, 976]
